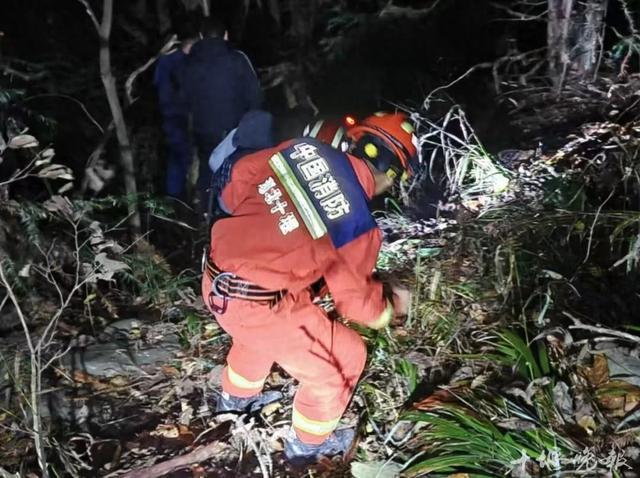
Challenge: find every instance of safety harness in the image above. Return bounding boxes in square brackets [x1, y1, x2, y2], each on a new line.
[204, 138, 373, 314]
[204, 258, 286, 313]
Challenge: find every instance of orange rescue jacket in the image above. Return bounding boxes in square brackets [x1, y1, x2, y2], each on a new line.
[209, 140, 391, 328]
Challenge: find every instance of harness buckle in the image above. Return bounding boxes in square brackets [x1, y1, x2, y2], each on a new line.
[208, 271, 237, 315]
[211, 272, 236, 297]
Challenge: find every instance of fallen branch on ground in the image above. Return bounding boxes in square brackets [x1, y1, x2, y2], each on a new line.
[565, 312, 640, 344]
[118, 441, 226, 478]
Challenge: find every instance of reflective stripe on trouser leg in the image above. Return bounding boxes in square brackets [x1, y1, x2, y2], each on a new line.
[222, 365, 266, 397]
[219, 339, 274, 398]
[209, 291, 367, 443]
[288, 321, 367, 444]
[292, 407, 340, 443]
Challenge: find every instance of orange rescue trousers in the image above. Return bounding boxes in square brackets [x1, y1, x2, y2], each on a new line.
[202, 275, 367, 444]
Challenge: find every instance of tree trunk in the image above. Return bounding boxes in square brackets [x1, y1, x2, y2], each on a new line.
[201, 0, 210, 17]
[572, 0, 608, 80]
[547, 0, 608, 94]
[99, 0, 141, 235]
[547, 0, 574, 93]
[31, 354, 48, 478]
[0, 264, 49, 478]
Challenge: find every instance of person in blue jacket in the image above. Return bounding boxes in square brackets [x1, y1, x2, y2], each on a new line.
[179, 17, 263, 212]
[208, 109, 275, 221]
[154, 21, 200, 200]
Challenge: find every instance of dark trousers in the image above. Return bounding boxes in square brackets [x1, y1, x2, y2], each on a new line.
[195, 133, 225, 221]
[162, 115, 191, 199]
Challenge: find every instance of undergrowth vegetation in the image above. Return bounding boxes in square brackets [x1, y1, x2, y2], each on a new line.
[3, 60, 640, 478]
[354, 101, 640, 477]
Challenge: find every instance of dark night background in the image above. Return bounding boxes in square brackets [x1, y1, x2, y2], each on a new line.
[0, 2, 562, 196]
[0, 0, 632, 201]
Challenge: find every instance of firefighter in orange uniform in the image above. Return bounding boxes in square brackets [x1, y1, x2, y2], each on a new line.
[202, 112, 418, 464]
[302, 117, 350, 150]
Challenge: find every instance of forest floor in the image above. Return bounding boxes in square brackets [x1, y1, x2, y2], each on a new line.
[2, 74, 640, 478]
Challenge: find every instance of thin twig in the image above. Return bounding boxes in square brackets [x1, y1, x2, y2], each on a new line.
[423, 63, 494, 110]
[24, 94, 104, 133]
[583, 187, 616, 264]
[76, 0, 100, 31]
[618, 0, 638, 36]
[0, 64, 49, 81]
[564, 312, 640, 344]
[379, 0, 442, 18]
[490, 2, 547, 21]
[0, 263, 35, 356]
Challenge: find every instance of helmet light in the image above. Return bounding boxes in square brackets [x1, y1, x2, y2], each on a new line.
[364, 143, 378, 158]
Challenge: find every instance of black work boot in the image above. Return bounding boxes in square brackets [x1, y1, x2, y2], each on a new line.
[284, 428, 355, 466]
[215, 390, 283, 414]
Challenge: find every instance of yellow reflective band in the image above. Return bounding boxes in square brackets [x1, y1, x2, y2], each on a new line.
[386, 169, 397, 179]
[269, 153, 327, 240]
[226, 365, 266, 390]
[401, 121, 414, 134]
[309, 120, 324, 139]
[401, 171, 409, 182]
[331, 128, 345, 149]
[292, 408, 340, 436]
[369, 300, 393, 330]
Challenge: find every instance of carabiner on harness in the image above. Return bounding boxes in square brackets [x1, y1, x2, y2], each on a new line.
[208, 271, 236, 315]
[211, 272, 236, 297]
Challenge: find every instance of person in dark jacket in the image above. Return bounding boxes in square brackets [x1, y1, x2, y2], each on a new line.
[179, 17, 263, 209]
[208, 109, 275, 219]
[154, 22, 199, 200]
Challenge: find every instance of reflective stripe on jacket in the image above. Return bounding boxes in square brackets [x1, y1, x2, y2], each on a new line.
[209, 140, 389, 328]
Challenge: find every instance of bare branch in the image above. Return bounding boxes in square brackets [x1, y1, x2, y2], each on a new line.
[0, 154, 39, 187]
[151, 213, 198, 231]
[76, 0, 100, 32]
[99, 0, 114, 39]
[0, 263, 34, 355]
[36, 221, 98, 353]
[42, 343, 73, 371]
[565, 312, 640, 344]
[24, 94, 104, 134]
[0, 63, 48, 81]
[618, 0, 638, 36]
[201, 0, 210, 17]
[491, 47, 547, 93]
[491, 2, 547, 20]
[125, 35, 179, 105]
[119, 441, 228, 478]
[0, 262, 49, 478]
[423, 62, 494, 110]
[379, 0, 442, 18]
